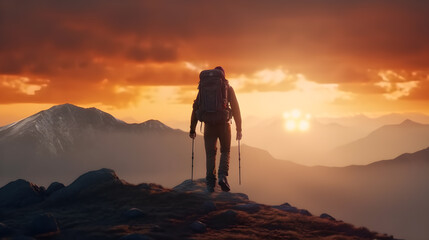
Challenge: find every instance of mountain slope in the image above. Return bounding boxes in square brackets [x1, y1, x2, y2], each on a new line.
[0, 168, 396, 240]
[0, 103, 127, 155]
[240, 147, 429, 240]
[328, 119, 429, 166]
[0, 104, 181, 185]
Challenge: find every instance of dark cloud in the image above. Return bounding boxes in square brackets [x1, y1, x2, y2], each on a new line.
[123, 64, 197, 85]
[1, 0, 429, 105]
[126, 44, 177, 62]
[0, 76, 140, 107]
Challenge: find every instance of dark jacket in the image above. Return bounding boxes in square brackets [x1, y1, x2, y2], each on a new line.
[190, 84, 242, 133]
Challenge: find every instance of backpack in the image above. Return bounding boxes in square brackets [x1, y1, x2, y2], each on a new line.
[195, 69, 231, 124]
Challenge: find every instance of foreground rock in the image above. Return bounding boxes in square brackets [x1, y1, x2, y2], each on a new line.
[206, 209, 239, 229]
[202, 201, 217, 213]
[173, 179, 215, 193]
[48, 168, 124, 202]
[28, 213, 59, 236]
[46, 182, 65, 195]
[0, 179, 45, 208]
[0, 169, 397, 240]
[273, 202, 312, 216]
[320, 213, 337, 221]
[123, 208, 145, 219]
[174, 178, 249, 203]
[190, 221, 207, 233]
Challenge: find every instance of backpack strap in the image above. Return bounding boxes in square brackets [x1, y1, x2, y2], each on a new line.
[222, 79, 229, 108]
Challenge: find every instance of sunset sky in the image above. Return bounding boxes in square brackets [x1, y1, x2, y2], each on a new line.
[1, 1, 429, 130]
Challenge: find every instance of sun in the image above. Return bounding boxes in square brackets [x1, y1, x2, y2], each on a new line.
[283, 109, 311, 132]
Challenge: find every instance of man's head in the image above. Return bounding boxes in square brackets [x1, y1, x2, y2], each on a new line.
[215, 66, 225, 77]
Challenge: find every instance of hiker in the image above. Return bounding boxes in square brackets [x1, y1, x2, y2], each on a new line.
[189, 66, 242, 193]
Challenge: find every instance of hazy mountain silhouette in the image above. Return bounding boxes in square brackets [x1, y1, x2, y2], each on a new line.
[1, 104, 428, 240]
[245, 117, 365, 166]
[0, 169, 396, 240]
[318, 112, 429, 132]
[0, 104, 184, 186]
[245, 113, 429, 166]
[239, 146, 429, 240]
[328, 119, 429, 166]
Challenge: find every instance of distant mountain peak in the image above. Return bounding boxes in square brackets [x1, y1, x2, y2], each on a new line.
[43, 103, 84, 115]
[139, 119, 172, 131]
[0, 104, 177, 153]
[0, 104, 129, 154]
[42, 103, 126, 124]
[48, 103, 78, 110]
[398, 119, 422, 127]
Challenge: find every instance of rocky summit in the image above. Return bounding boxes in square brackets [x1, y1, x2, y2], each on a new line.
[0, 168, 397, 240]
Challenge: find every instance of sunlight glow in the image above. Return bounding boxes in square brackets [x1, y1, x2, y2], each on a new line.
[285, 119, 296, 131]
[283, 109, 311, 132]
[298, 120, 310, 131]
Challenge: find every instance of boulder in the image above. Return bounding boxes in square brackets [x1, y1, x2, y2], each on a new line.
[299, 209, 312, 216]
[46, 182, 65, 195]
[320, 213, 336, 221]
[123, 208, 145, 219]
[48, 168, 123, 202]
[202, 201, 217, 213]
[28, 213, 59, 235]
[173, 179, 214, 193]
[273, 203, 299, 213]
[207, 210, 238, 229]
[190, 221, 207, 233]
[0, 179, 44, 208]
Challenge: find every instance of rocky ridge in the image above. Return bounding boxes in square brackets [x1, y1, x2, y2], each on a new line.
[0, 169, 397, 240]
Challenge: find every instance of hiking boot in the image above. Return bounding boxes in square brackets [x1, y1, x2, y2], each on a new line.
[218, 175, 230, 192]
[206, 184, 215, 193]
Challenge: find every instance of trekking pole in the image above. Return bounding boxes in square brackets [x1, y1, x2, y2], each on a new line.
[238, 139, 241, 185]
[191, 138, 194, 181]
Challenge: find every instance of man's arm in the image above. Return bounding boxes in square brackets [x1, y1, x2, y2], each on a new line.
[229, 87, 242, 139]
[189, 96, 199, 138]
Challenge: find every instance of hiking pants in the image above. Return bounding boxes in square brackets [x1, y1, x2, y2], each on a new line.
[204, 122, 231, 186]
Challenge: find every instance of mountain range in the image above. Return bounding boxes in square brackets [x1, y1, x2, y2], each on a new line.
[245, 114, 429, 167]
[0, 104, 185, 186]
[245, 117, 363, 166]
[1, 104, 428, 240]
[327, 119, 429, 166]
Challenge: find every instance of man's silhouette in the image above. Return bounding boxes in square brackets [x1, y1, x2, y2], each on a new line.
[189, 66, 242, 192]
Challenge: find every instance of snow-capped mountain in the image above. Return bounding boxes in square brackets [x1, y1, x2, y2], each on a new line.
[0, 104, 182, 187]
[0, 104, 173, 155]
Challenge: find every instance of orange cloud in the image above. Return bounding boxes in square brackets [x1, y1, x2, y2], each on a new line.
[1, 0, 429, 106]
